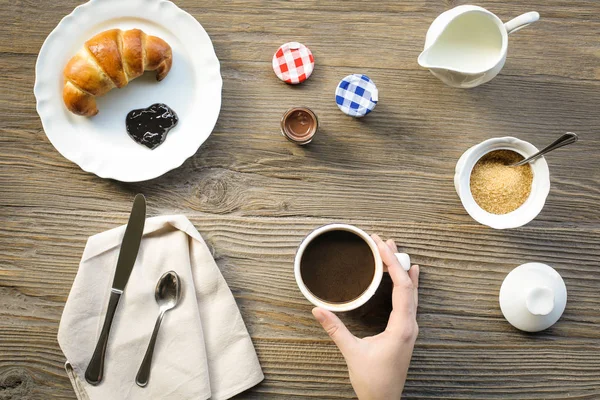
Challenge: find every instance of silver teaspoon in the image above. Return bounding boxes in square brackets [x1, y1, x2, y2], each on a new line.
[136, 271, 181, 387]
[511, 132, 578, 166]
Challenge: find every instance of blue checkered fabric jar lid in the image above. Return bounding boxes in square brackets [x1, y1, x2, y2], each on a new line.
[335, 74, 378, 117]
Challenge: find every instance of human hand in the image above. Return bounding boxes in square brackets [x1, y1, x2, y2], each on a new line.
[312, 234, 419, 400]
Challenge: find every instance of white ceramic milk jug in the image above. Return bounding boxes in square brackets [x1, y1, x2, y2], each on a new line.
[418, 5, 539, 88]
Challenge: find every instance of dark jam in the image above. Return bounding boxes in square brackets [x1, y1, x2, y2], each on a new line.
[126, 103, 179, 150]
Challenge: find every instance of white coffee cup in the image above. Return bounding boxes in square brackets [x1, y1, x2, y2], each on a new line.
[294, 224, 411, 312]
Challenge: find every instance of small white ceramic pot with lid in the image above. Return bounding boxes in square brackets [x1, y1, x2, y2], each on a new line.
[499, 262, 567, 332]
[454, 137, 550, 229]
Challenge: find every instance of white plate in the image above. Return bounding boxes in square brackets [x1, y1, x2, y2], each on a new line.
[34, 0, 222, 182]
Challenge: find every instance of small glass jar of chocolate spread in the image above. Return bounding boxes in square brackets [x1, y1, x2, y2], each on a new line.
[280, 107, 318, 145]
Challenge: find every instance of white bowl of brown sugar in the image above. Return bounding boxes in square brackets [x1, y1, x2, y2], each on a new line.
[454, 137, 550, 229]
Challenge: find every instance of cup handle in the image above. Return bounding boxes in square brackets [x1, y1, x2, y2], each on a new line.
[505, 12, 540, 35]
[394, 253, 411, 271]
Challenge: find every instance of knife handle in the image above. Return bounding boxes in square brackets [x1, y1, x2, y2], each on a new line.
[85, 289, 122, 385]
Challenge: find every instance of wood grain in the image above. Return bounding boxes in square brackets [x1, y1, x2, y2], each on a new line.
[1, 0, 599, 399]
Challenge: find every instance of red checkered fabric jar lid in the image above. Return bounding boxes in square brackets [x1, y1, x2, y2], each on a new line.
[272, 42, 315, 84]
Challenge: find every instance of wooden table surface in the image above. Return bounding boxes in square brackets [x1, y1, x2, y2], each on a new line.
[1, 0, 599, 399]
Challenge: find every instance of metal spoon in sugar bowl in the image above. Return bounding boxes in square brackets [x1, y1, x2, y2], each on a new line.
[510, 132, 578, 167]
[136, 271, 181, 387]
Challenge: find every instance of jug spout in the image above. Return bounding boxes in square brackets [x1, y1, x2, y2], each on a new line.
[417, 48, 436, 70]
[417, 46, 455, 72]
[417, 46, 466, 74]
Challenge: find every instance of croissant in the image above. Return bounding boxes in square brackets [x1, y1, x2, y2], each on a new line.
[63, 29, 173, 116]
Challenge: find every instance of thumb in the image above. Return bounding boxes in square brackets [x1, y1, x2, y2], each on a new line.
[312, 307, 357, 355]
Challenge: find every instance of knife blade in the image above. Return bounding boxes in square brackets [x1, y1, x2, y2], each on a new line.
[85, 193, 146, 385]
[112, 194, 146, 291]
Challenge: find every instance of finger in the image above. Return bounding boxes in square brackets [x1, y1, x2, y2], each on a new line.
[385, 239, 401, 274]
[373, 235, 411, 287]
[408, 264, 420, 289]
[373, 235, 417, 334]
[373, 235, 390, 273]
[375, 236, 415, 314]
[386, 239, 397, 253]
[409, 265, 420, 309]
[312, 308, 357, 355]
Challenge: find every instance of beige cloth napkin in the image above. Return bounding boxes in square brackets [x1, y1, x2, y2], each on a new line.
[58, 215, 263, 400]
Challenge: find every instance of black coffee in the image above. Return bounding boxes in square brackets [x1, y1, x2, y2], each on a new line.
[300, 230, 375, 303]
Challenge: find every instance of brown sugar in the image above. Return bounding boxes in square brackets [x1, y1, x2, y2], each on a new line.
[470, 150, 533, 215]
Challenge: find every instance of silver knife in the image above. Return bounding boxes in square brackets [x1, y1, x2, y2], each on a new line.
[85, 194, 146, 385]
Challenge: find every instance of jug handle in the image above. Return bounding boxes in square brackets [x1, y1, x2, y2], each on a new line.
[505, 11, 540, 35]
